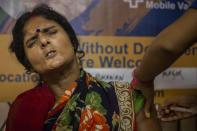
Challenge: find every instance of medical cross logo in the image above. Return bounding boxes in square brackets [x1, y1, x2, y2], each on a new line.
[123, 0, 144, 8]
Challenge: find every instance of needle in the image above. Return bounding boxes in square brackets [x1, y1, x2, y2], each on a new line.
[169, 106, 193, 113]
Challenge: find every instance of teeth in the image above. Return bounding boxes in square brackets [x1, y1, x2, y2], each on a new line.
[46, 50, 56, 57]
[47, 52, 53, 57]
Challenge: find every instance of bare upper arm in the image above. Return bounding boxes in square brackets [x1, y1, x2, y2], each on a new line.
[153, 8, 197, 54]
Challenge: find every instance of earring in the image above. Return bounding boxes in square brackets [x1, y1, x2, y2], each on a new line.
[25, 70, 31, 75]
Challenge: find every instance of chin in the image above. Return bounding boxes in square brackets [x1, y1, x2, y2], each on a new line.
[41, 55, 77, 73]
[50, 61, 65, 68]
[51, 58, 76, 70]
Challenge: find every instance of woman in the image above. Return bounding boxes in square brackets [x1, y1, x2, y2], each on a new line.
[6, 5, 160, 131]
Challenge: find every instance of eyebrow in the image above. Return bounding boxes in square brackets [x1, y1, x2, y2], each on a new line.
[25, 26, 56, 45]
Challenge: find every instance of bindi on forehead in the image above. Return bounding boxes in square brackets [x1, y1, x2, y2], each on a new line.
[36, 29, 41, 33]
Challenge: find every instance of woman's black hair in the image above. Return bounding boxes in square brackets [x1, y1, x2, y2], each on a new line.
[10, 4, 84, 72]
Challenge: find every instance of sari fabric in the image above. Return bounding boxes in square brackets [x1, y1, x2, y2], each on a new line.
[44, 70, 144, 131]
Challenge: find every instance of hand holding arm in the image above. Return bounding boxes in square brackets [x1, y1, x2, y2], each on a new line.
[157, 95, 197, 121]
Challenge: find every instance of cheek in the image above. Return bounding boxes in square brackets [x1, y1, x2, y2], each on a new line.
[25, 49, 43, 67]
[56, 39, 75, 56]
[60, 46, 75, 58]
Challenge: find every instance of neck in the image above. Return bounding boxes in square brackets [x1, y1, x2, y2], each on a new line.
[41, 58, 80, 101]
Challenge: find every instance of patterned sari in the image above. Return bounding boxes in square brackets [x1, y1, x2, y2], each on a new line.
[44, 69, 144, 131]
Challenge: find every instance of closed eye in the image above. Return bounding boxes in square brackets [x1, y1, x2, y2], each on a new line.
[47, 30, 57, 35]
[27, 40, 37, 48]
[26, 35, 38, 48]
[42, 26, 57, 34]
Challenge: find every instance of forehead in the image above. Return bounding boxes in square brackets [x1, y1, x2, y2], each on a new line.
[23, 16, 61, 33]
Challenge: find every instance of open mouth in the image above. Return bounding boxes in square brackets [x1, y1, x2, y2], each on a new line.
[45, 50, 57, 58]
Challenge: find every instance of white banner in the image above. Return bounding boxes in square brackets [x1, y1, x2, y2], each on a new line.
[85, 67, 197, 89]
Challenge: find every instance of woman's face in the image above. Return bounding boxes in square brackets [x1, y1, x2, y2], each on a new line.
[23, 16, 76, 75]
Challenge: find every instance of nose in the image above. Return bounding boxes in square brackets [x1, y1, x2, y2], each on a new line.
[41, 41, 50, 49]
[38, 34, 50, 49]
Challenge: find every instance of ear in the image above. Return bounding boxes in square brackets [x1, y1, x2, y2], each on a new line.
[76, 53, 81, 65]
[75, 51, 85, 67]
